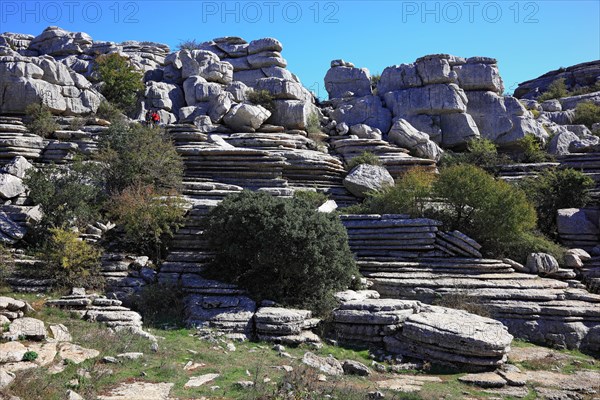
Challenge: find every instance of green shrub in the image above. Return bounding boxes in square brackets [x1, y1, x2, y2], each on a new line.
[360, 167, 436, 217]
[293, 190, 329, 208]
[98, 121, 184, 195]
[68, 117, 87, 131]
[306, 112, 322, 134]
[502, 231, 565, 264]
[519, 168, 594, 237]
[346, 151, 381, 170]
[568, 81, 600, 96]
[22, 351, 38, 362]
[95, 101, 125, 123]
[130, 283, 186, 328]
[530, 109, 541, 119]
[24, 103, 59, 137]
[432, 164, 537, 256]
[94, 53, 144, 114]
[573, 101, 600, 129]
[516, 134, 552, 163]
[538, 78, 568, 102]
[42, 228, 103, 289]
[246, 89, 274, 111]
[108, 184, 186, 261]
[439, 138, 512, 173]
[24, 161, 106, 232]
[204, 191, 358, 315]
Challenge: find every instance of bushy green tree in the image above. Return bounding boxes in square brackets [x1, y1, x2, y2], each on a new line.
[538, 78, 568, 102]
[42, 228, 103, 289]
[108, 184, 187, 261]
[24, 103, 59, 137]
[204, 191, 358, 315]
[293, 190, 329, 208]
[516, 134, 552, 163]
[573, 101, 600, 129]
[94, 53, 144, 113]
[98, 121, 184, 195]
[519, 168, 594, 237]
[359, 167, 436, 217]
[24, 161, 106, 232]
[432, 164, 537, 255]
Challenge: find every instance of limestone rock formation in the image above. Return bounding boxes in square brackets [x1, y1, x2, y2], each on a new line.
[343, 164, 394, 198]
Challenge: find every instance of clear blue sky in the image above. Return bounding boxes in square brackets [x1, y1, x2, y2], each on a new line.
[1, 1, 599, 99]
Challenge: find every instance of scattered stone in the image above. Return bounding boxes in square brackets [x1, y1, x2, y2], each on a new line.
[184, 373, 220, 388]
[302, 352, 343, 376]
[342, 360, 371, 376]
[116, 352, 143, 360]
[49, 324, 72, 342]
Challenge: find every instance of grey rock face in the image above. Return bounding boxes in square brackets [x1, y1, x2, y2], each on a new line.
[268, 100, 318, 130]
[384, 84, 468, 116]
[528, 252, 560, 275]
[548, 131, 579, 155]
[377, 63, 423, 94]
[164, 49, 233, 85]
[1, 156, 34, 179]
[415, 55, 455, 85]
[342, 360, 371, 376]
[0, 174, 26, 199]
[255, 77, 312, 101]
[324, 65, 372, 99]
[0, 56, 102, 115]
[329, 95, 392, 133]
[28, 26, 93, 56]
[454, 62, 504, 93]
[223, 103, 271, 132]
[3, 317, 47, 340]
[248, 38, 283, 55]
[343, 164, 394, 198]
[388, 118, 443, 161]
[439, 113, 480, 147]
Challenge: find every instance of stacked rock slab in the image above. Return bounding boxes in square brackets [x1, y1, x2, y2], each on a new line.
[254, 307, 321, 345]
[0, 117, 44, 164]
[330, 137, 437, 176]
[556, 208, 599, 250]
[332, 298, 513, 370]
[101, 254, 156, 303]
[46, 288, 153, 339]
[496, 163, 560, 183]
[363, 260, 600, 352]
[4, 252, 53, 293]
[580, 257, 600, 294]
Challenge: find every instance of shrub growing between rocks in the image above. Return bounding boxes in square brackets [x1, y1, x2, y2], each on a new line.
[440, 138, 512, 173]
[573, 101, 600, 129]
[538, 78, 568, 102]
[519, 168, 594, 237]
[204, 191, 358, 315]
[108, 184, 187, 261]
[516, 134, 552, 163]
[130, 283, 186, 328]
[24, 161, 106, 233]
[293, 190, 329, 208]
[94, 53, 144, 114]
[42, 228, 103, 289]
[24, 103, 60, 138]
[346, 151, 381, 170]
[359, 167, 436, 217]
[98, 121, 184, 195]
[247, 89, 274, 111]
[95, 101, 125, 123]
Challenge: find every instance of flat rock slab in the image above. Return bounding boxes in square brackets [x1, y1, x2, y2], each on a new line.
[184, 373, 220, 388]
[57, 343, 100, 364]
[521, 370, 600, 392]
[97, 382, 174, 400]
[459, 372, 507, 388]
[0, 341, 27, 362]
[508, 346, 571, 363]
[377, 376, 442, 393]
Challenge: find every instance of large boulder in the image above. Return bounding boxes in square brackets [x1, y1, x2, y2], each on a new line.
[0, 174, 26, 199]
[439, 113, 480, 147]
[377, 63, 423, 94]
[454, 60, 504, 93]
[557, 208, 599, 236]
[255, 77, 312, 101]
[324, 65, 372, 99]
[329, 95, 392, 133]
[343, 164, 394, 198]
[138, 81, 184, 124]
[415, 55, 456, 85]
[163, 49, 233, 85]
[388, 118, 443, 161]
[28, 26, 93, 56]
[526, 253, 560, 275]
[383, 84, 468, 116]
[268, 100, 319, 130]
[223, 103, 271, 132]
[1, 156, 34, 179]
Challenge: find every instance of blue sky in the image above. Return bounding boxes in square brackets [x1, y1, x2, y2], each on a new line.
[1, 0, 599, 99]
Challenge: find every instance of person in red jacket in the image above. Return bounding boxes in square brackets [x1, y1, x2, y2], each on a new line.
[149, 110, 160, 127]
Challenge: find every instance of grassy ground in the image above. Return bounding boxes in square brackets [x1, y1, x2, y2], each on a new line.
[1, 290, 599, 400]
